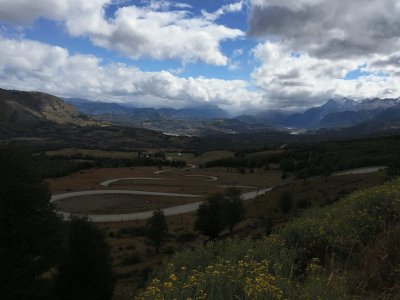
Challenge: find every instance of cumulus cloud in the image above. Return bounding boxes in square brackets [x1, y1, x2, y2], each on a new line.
[251, 42, 400, 109]
[248, 0, 400, 60]
[0, 0, 109, 26]
[246, 0, 400, 108]
[90, 6, 243, 65]
[0, 0, 243, 65]
[0, 36, 262, 112]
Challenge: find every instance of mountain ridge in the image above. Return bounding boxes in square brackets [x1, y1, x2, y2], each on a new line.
[63, 98, 230, 120]
[284, 97, 400, 128]
[0, 89, 101, 129]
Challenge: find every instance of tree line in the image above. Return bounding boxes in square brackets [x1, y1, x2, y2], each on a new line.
[34, 154, 187, 178]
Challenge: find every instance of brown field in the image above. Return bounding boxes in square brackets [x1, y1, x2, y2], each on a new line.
[55, 194, 203, 214]
[47, 166, 283, 197]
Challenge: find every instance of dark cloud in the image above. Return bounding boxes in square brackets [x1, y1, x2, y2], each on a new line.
[369, 55, 400, 68]
[248, 5, 320, 38]
[248, 0, 400, 60]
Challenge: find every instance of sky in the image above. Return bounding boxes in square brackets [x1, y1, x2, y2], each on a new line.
[0, 0, 400, 114]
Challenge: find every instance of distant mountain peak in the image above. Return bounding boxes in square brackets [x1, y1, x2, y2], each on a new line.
[324, 98, 357, 109]
[285, 96, 400, 129]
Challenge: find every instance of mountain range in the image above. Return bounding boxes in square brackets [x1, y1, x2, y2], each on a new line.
[63, 98, 275, 136]
[283, 98, 400, 128]
[0, 89, 191, 150]
[1, 88, 400, 149]
[64, 98, 230, 120]
[65, 96, 400, 133]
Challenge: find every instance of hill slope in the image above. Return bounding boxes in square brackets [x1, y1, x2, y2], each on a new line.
[0, 89, 97, 131]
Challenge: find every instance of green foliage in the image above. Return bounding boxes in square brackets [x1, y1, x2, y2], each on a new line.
[280, 179, 400, 260]
[194, 193, 226, 240]
[204, 151, 284, 169]
[146, 209, 168, 254]
[35, 154, 186, 178]
[222, 187, 245, 233]
[34, 154, 93, 178]
[0, 146, 65, 300]
[54, 216, 115, 300]
[195, 189, 246, 238]
[278, 137, 400, 179]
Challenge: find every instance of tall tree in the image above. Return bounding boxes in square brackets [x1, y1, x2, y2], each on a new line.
[194, 193, 225, 240]
[0, 145, 65, 300]
[222, 187, 245, 234]
[146, 209, 168, 254]
[54, 216, 115, 300]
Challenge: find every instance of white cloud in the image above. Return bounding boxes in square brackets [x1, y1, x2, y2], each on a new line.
[0, 36, 262, 112]
[0, 0, 109, 26]
[202, 0, 245, 21]
[0, 0, 244, 65]
[247, 1, 400, 108]
[252, 42, 400, 109]
[90, 6, 243, 65]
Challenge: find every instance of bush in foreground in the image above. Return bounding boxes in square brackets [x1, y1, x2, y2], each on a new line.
[136, 179, 400, 299]
[135, 236, 346, 300]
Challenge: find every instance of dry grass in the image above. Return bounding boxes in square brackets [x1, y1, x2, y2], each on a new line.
[47, 166, 283, 195]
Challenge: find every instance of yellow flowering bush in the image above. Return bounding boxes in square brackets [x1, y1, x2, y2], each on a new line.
[135, 236, 345, 300]
[135, 179, 400, 299]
